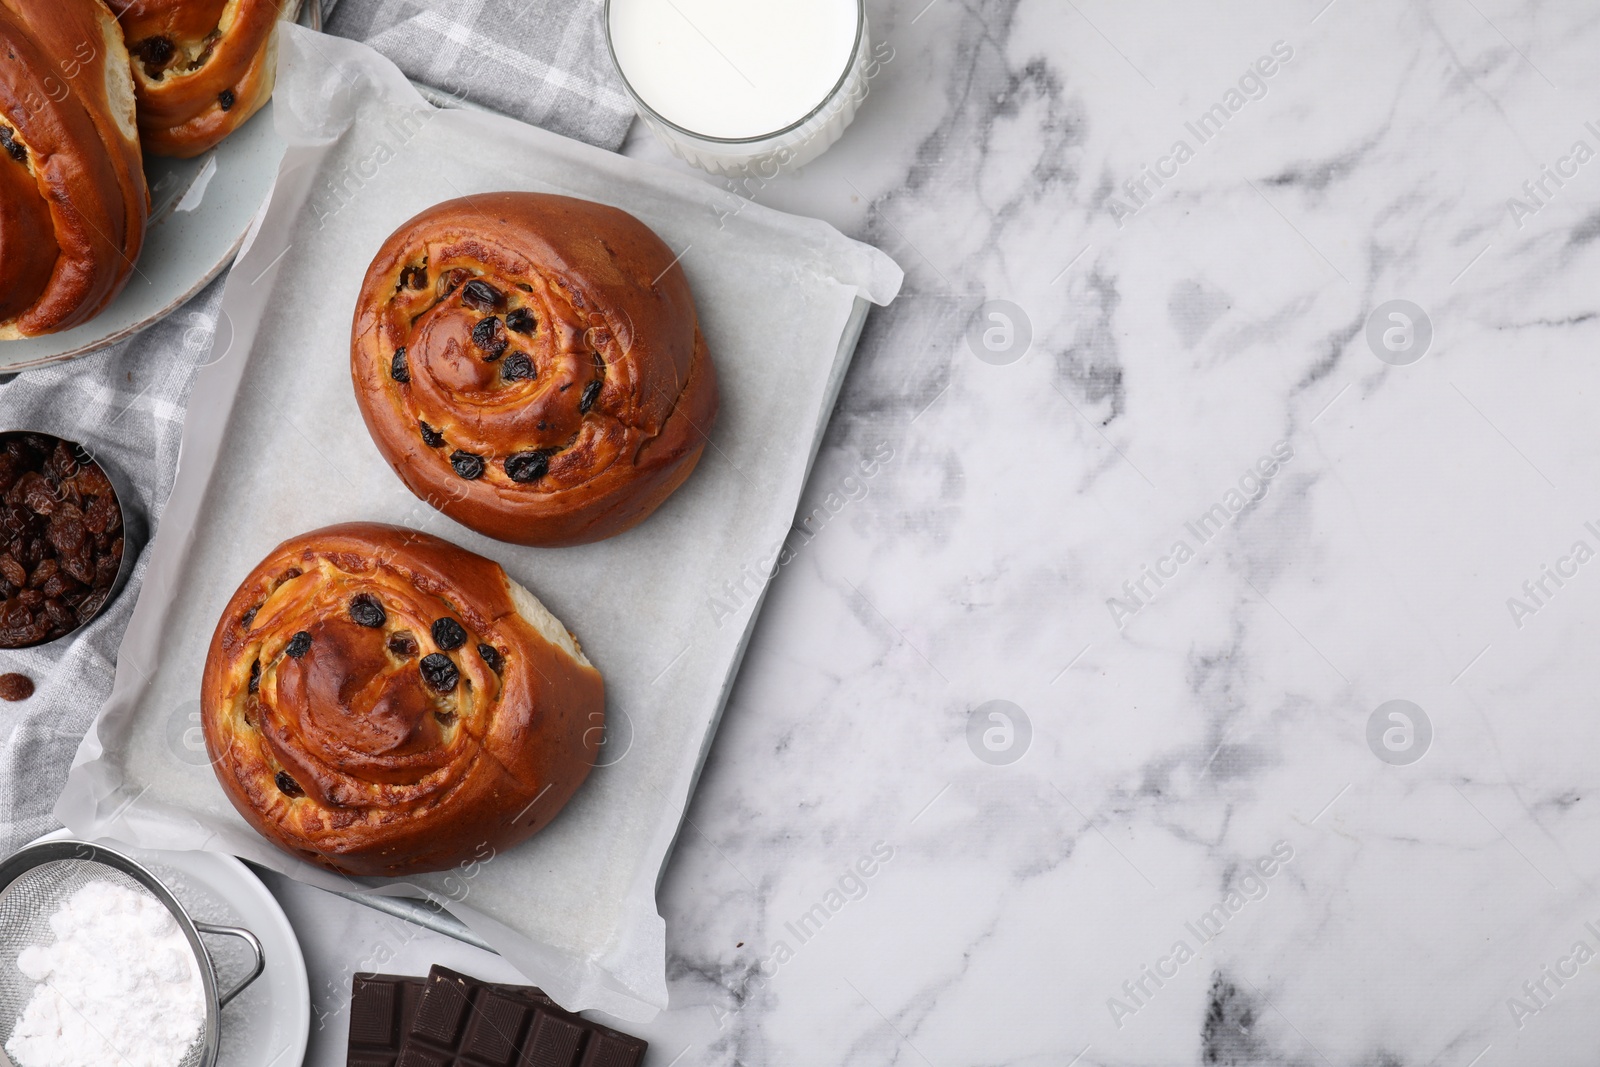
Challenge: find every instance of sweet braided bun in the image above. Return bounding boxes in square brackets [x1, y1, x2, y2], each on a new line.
[201, 523, 604, 877]
[107, 0, 284, 157]
[351, 192, 719, 547]
[0, 0, 147, 337]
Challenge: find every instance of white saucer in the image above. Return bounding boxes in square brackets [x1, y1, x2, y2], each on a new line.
[29, 830, 310, 1067]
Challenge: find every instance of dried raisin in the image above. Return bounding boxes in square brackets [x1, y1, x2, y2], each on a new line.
[504, 451, 549, 483]
[579, 379, 602, 414]
[349, 593, 385, 628]
[285, 631, 312, 658]
[387, 632, 418, 658]
[460, 280, 504, 312]
[431, 617, 467, 650]
[390, 348, 410, 383]
[419, 653, 459, 692]
[505, 307, 536, 334]
[472, 317, 507, 360]
[449, 451, 484, 479]
[420, 422, 445, 448]
[478, 643, 503, 673]
[500, 353, 535, 383]
[275, 770, 304, 798]
[218, 89, 235, 111]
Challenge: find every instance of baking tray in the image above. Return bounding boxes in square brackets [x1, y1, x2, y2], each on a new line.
[54, 24, 900, 1022]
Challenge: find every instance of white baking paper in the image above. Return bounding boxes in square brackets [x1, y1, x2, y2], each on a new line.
[55, 24, 901, 1022]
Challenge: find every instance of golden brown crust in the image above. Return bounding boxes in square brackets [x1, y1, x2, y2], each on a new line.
[107, 0, 284, 157]
[200, 522, 604, 877]
[0, 0, 148, 337]
[351, 192, 720, 547]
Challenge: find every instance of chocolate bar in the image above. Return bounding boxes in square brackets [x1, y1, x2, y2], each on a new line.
[400, 966, 646, 1067]
[347, 973, 427, 1067]
[347, 967, 646, 1067]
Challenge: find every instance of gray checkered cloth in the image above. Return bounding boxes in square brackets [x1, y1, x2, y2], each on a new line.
[324, 0, 637, 151]
[0, 5, 633, 853]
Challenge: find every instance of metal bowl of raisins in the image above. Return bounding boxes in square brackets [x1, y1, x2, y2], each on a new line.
[0, 432, 145, 649]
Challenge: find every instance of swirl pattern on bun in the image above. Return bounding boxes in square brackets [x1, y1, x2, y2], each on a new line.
[351, 192, 719, 547]
[201, 522, 603, 876]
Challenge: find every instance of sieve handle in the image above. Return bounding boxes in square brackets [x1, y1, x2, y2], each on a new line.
[195, 922, 265, 1008]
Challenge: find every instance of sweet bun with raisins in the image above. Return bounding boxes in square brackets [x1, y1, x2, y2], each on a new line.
[350, 192, 719, 547]
[201, 522, 603, 876]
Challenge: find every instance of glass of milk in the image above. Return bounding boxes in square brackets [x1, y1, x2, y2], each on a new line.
[606, 0, 870, 176]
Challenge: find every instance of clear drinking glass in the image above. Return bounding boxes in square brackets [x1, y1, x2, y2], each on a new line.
[605, 0, 871, 177]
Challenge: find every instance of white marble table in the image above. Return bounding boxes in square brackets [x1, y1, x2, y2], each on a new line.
[287, 1, 1600, 1062]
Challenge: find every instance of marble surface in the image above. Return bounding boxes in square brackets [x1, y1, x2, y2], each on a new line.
[284, 0, 1600, 1063]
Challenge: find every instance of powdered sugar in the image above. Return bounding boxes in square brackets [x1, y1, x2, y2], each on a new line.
[5, 880, 205, 1067]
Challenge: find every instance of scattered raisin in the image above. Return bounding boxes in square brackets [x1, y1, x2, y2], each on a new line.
[419, 653, 459, 692]
[218, 89, 235, 111]
[390, 348, 410, 383]
[431, 617, 467, 650]
[478, 643, 503, 672]
[579, 380, 602, 414]
[399, 265, 427, 290]
[0, 673, 32, 701]
[438, 268, 471, 297]
[284, 631, 312, 658]
[505, 308, 536, 334]
[460, 280, 503, 312]
[449, 451, 484, 479]
[275, 770, 304, 798]
[247, 660, 260, 693]
[500, 353, 535, 383]
[419, 422, 444, 448]
[387, 632, 418, 658]
[504, 451, 549, 483]
[349, 593, 385, 628]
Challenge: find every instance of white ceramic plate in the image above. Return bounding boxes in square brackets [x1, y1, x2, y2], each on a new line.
[0, 4, 316, 373]
[31, 829, 310, 1067]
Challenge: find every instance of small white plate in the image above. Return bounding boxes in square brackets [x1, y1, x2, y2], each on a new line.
[0, 4, 314, 373]
[30, 829, 310, 1067]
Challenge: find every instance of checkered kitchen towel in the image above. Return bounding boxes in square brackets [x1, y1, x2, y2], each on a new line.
[0, 1, 635, 853]
[324, 0, 638, 151]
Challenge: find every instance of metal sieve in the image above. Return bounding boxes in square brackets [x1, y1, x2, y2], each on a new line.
[0, 840, 263, 1067]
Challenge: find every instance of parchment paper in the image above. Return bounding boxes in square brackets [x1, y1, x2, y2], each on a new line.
[55, 24, 901, 1021]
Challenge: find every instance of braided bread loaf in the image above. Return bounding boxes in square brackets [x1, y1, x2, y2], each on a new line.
[351, 192, 719, 547]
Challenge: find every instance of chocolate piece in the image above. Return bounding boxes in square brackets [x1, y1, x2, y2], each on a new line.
[394, 966, 646, 1067]
[347, 973, 427, 1067]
